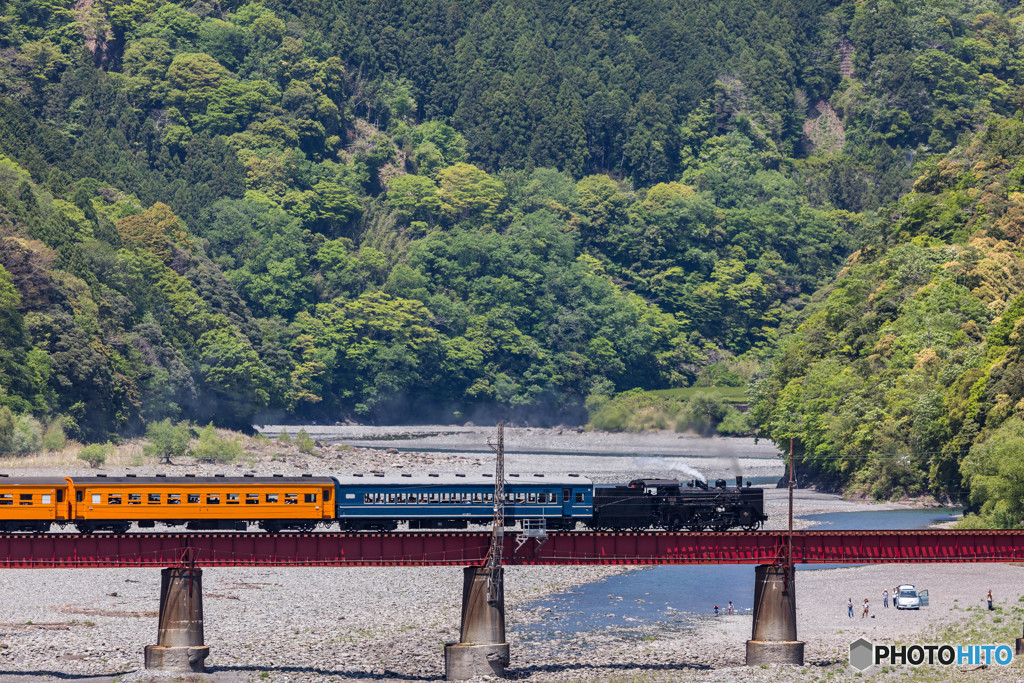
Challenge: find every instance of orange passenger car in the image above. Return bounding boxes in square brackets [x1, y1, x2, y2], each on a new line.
[68, 475, 335, 532]
[0, 476, 72, 532]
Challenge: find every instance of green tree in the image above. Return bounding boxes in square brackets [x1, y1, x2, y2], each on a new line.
[144, 418, 192, 464]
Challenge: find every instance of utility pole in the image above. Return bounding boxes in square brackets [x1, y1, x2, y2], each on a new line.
[787, 437, 795, 583]
[485, 423, 505, 604]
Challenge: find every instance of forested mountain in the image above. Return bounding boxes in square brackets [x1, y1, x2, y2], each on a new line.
[3, 0, 1024, 519]
[752, 116, 1024, 523]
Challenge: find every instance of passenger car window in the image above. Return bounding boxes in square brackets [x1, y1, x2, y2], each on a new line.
[128, 493, 141, 504]
[188, 494, 200, 503]
[108, 494, 122, 505]
[0, 494, 11, 505]
[364, 494, 374, 504]
[41, 494, 51, 504]
[527, 493, 537, 503]
[91, 494, 101, 504]
[245, 494, 258, 505]
[168, 494, 181, 505]
[207, 494, 220, 504]
[284, 493, 298, 504]
[226, 493, 239, 504]
[265, 494, 278, 503]
[304, 493, 316, 503]
[575, 492, 585, 503]
[148, 493, 161, 503]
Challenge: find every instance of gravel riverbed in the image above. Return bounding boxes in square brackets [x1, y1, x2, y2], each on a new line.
[0, 427, 1016, 682]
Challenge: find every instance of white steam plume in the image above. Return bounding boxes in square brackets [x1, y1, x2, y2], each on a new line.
[633, 457, 706, 482]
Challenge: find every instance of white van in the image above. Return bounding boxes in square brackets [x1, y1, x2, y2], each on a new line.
[895, 585, 929, 609]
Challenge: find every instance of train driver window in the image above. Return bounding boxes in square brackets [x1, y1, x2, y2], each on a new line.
[284, 493, 298, 504]
[188, 494, 200, 503]
[148, 493, 161, 503]
[245, 494, 258, 505]
[364, 494, 374, 504]
[207, 494, 220, 504]
[527, 493, 537, 503]
[575, 492, 585, 503]
[265, 494, 278, 503]
[304, 493, 316, 503]
[108, 494, 122, 505]
[169, 494, 182, 505]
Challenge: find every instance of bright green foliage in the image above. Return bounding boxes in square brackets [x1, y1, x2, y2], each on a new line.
[189, 423, 243, 463]
[435, 163, 506, 223]
[144, 418, 192, 464]
[294, 427, 315, 454]
[959, 417, 1024, 528]
[77, 442, 112, 468]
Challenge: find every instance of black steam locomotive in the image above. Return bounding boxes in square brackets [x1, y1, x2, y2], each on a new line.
[589, 476, 767, 531]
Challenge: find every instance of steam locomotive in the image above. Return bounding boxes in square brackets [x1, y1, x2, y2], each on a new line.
[0, 473, 766, 533]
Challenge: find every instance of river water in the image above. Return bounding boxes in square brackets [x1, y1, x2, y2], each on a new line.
[511, 507, 963, 645]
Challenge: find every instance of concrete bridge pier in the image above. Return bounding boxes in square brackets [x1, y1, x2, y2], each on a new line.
[745, 564, 804, 666]
[144, 567, 209, 672]
[444, 566, 510, 680]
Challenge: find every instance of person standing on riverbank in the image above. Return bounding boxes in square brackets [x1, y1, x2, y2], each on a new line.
[988, 590, 994, 610]
[848, 598, 854, 618]
[862, 598, 870, 618]
[728, 601, 733, 615]
[883, 589, 889, 608]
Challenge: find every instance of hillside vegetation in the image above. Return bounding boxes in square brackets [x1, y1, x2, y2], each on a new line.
[3, 0, 1024, 522]
[752, 117, 1024, 524]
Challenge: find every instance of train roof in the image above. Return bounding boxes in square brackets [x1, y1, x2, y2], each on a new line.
[70, 476, 335, 485]
[332, 473, 592, 486]
[0, 476, 69, 486]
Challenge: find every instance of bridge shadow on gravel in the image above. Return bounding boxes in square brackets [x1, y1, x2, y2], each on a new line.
[210, 665, 438, 680]
[511, 661, 713, 677]
[0, 673, 134, 680]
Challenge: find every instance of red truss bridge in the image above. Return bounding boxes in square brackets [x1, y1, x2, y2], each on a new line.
[2, 530, 1024, 568]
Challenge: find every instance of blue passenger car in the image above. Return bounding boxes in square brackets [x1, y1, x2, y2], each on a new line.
[332, 473, 593, 530]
